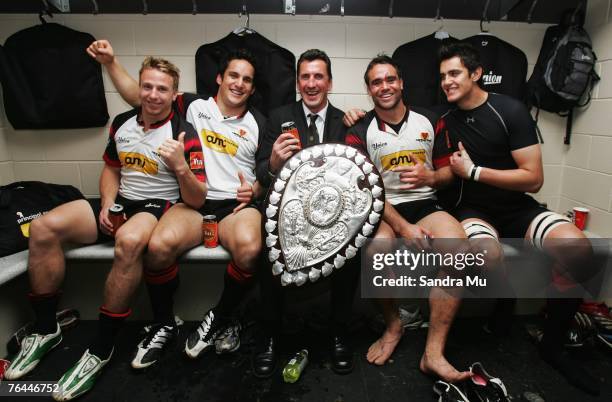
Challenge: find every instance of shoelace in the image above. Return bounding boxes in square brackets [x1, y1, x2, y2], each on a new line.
[197, 312, 216, 341]
[142, 325, 173, 348]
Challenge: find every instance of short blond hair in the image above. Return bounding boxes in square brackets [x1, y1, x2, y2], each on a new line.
[139, 56, 180, 91]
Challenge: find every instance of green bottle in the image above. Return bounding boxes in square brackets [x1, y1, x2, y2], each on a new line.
[282, 349, 309, 383]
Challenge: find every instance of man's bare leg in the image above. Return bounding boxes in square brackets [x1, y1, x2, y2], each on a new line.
[103, 212, 159, 312]
[367, 298, 404, 365]
[185, 207, 262, 358]
[5, 199, 99, 380]
[218, 207, 262, 271]
[90, 212, 159, 360]
[527, 221, 600, 395]
[27, 199, 99, 334]
[215, 206, 262, 313]
[366, 221, 404, 365]
[142, 203, 203, 325]
[417, 211, 471, 382]
[28, 199, 99, 295]
[145, 203, 203, 270]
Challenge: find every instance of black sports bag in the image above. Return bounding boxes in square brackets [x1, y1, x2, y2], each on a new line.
[0, 181, 84, 257]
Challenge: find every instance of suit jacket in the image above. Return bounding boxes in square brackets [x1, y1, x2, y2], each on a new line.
[256, 100, 346, 189]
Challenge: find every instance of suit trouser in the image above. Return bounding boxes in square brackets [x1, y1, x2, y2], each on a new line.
[258, 255, 361, 336]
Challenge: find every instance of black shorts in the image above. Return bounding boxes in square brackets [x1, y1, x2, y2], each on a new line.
[452, 197, 548, 238]
[198, 198, 259, 222]
[393, 198, 445, 224]
[88, 195, 172, 240]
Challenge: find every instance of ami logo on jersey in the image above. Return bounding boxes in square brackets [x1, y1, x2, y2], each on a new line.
[202, 130, 239, 156]
[380, 149, 426, 171]
[119, 152, 159, 175]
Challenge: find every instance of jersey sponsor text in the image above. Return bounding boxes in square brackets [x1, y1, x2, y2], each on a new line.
[119, 152, 159, 175]
[380, 149, 426, 171]
[202, 130, 238, 156]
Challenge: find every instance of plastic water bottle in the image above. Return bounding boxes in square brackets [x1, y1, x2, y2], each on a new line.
[282, 349, 309, 383]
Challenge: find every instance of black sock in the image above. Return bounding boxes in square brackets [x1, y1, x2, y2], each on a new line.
[214, 271, 253, 319]
[30, 292, 60, 335]
[540, 297, 600, 395]
[147, 272, 179, 326]
[89, 307, 129, 360]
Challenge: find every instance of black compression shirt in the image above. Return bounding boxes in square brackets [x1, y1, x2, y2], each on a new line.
[438, 93, 539, 212]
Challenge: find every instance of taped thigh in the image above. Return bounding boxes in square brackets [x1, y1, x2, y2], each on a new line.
[529, 211, 572, 250]
[463, 220, 498, 240]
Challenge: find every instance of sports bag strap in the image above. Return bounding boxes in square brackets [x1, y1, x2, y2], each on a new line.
[564, 108, 574, 145]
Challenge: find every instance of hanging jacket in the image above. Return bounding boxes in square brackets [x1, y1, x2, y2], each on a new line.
[464, 34, 528, 103]
[0, 22, 108, 129]
[392, 33, 459, 108]
[195, 31, 296, 117]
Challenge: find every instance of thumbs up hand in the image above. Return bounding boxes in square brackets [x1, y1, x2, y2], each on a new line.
[159, 132, 187, 173]
[234, 171, 254, 213]
[450, 141, 478, 180]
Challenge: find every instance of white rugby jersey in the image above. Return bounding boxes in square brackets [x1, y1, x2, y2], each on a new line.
[176, 94, 262, 201]
[103, 109, 205, 202]
[346, 107, 452, 205]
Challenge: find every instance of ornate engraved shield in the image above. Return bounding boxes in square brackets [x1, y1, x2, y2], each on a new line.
[264, 143, 385, 286]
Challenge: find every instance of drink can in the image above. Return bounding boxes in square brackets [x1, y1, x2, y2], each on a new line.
[202, 215, 218, 248]
[0, 358, 9, 380]
[109, 204, 126, 236]
[281, 121, 301, 148]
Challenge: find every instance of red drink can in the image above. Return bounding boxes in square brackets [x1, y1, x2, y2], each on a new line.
[282, 121, 301, 149]
[202, 215, 218, 248]
[0, 358, 9, 380]
[109, 204, 126, 236]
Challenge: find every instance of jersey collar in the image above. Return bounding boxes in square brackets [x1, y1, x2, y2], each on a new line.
[137, 109, 174, 129]
[374, 106, 410, 135]
[213, 96, 248, 120]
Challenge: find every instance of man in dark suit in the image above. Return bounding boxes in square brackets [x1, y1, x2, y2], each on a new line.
[253, 49, 357, 377]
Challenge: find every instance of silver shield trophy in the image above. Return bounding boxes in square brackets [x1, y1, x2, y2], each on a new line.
[264, 143, 385, 286]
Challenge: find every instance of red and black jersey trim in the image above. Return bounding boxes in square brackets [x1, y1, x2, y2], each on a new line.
[432, 117, 452, 168]
[171, 112, 206, 183]
[137, 109, 174, 129]
[103, 109, 138, 167]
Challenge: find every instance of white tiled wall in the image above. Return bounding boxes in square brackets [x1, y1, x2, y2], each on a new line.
[559, 0, 612, 237]
[0, 12, 607, 235]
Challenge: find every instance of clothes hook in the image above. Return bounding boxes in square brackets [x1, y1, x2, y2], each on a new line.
[39, 0, 53, 24]
[239, 4, 250, 29]
[480, 0, 491, 32]
[526, 0, 539, 24]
